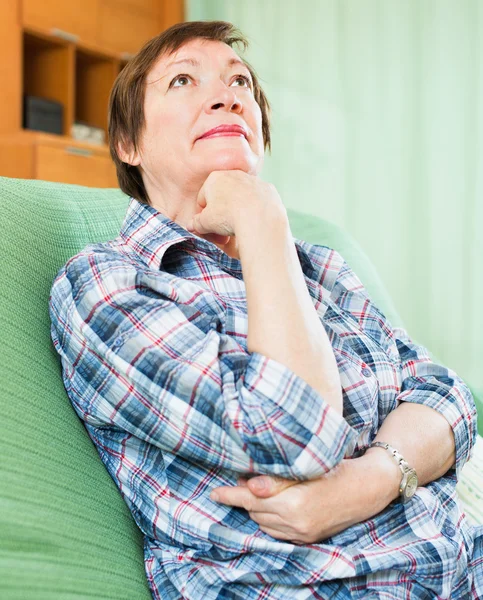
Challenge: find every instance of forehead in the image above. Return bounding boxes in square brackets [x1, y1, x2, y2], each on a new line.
[148, 39, 246, 80]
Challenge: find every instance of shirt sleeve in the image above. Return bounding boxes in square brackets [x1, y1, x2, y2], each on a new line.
[329, 253, 478, 478]
[49, 250, 357, 480]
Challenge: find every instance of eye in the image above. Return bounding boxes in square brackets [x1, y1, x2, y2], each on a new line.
[168, 73, 253, 89]
[169, 74, 191, 88]
[233, 74, 252, 89]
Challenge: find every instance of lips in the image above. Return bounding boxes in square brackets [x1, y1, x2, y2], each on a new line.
[198, 124, 248, 140]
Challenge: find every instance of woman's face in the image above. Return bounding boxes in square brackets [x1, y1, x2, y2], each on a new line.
[130, 38, 265, 191]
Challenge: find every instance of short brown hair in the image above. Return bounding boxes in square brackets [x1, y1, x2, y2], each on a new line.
[108, 20, 272, 205]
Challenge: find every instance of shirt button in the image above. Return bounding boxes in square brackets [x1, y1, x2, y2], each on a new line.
[443, 524, 456, 538]
[209, 321, 217, 331]
[362, 367, 372, 377]
[113, 336, 124, 347]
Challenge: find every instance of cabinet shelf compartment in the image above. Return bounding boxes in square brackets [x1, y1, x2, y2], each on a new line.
[22, 31, 74, 136]
[75, 48, 120, 139]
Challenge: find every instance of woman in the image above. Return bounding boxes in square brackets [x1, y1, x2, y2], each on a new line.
[49, 20, 483, 600]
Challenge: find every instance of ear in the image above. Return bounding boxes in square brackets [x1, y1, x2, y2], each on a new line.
[116, 138, 141, 167]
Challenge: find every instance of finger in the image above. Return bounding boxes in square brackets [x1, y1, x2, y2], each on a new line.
[195, 183, 208, 209]
[202, 233, 232, 245]
[257, 525, 294, 542]
[248, 512, 300, 539]
[247, 475, 298, 498]
[237, 477, 249, 487]
[211, 485, 268, 512]
[248, 510, 317, 542]
[189, 214, 232, 243]
[191, 213, 209, 235]
[248, 511, 286, 528]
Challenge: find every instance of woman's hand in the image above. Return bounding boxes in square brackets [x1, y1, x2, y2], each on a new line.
[210, 453, 400, 544]
[186, 169, 285, 242]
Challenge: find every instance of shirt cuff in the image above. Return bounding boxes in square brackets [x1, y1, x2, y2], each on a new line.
[242, 351, 357, 479]
[397, 382, 478, 478]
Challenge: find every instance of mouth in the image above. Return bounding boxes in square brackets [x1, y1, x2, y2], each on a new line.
[199, 132, 246, 140]
[197, 125, 248, 142]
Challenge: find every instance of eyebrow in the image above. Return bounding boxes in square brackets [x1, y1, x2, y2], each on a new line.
[164, 57, 252, 78]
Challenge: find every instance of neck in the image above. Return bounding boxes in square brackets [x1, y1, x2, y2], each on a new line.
[144, 174, 240, 260]
[144, 172, 199, 229]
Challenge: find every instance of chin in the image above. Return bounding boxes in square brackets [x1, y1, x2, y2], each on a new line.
[205, 152, 260, 174]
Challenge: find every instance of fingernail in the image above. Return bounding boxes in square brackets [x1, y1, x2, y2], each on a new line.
[250, 478, 266, 491]
[210, 491, 219, 502]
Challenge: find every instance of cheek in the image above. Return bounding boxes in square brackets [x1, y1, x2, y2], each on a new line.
[143, 95, 178, 140]
[251, 102, 265, 148]
[141, 114, 179, 160]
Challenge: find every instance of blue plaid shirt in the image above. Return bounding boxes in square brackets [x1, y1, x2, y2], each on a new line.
[49, 197, 483, 599]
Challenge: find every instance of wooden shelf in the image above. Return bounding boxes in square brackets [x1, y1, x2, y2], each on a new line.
[76, 49, 120, 134]
[23, 31, 74, 136]
[0, 0, 185, 188]
[25, 23, 129, 61]
[22, 0, 99, 46]
[3, 130, 111, 154]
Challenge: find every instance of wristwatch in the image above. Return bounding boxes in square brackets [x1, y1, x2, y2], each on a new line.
[369, 441, 419, 504]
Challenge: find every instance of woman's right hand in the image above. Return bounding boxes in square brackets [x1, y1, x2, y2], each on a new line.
[186, 170, 286, 240]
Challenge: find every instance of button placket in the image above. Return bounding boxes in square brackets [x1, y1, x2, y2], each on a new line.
[113, 336, 124, 348]
[442, 524, 456, 538]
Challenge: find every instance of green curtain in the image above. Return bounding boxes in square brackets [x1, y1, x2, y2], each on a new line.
[186, 0, 483, 403]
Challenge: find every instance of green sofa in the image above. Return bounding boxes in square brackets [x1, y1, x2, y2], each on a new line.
[1, 176, 481, 599]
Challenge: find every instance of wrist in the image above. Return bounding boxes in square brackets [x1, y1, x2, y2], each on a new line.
[235, 204, 289, 246]
[358, 448, 402, 510]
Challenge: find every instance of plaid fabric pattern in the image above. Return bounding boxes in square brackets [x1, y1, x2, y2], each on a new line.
[49, 197, 483, 599]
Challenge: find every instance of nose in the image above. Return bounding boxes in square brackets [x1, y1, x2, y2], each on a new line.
[203, 84, 242, 114]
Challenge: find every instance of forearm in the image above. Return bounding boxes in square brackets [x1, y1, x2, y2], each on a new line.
[236, 210, 343, 414]
[365, 402, 456, 506]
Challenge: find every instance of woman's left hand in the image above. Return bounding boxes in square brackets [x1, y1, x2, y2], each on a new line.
[210, 453, 397, 544]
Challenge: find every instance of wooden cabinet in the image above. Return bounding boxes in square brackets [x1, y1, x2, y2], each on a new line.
[22, 0, 168, 57]
[22, 0, 99, 47]
[98, 0, 161, 55]
[23, 31, 75, 136]
[118, 0, 161, 13]
[76, 49, 121, 133]
[0, 132, 118, 188]
[0, 0, 185, 188]
[0, 0, 21, 134]
[36, 142, 118, 188]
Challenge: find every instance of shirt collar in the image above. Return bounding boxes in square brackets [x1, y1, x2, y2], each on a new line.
[119, 196, 242, 271]
[119, 196, 317, 278]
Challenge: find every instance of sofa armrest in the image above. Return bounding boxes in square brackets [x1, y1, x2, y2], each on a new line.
[456, 434, 483, 525]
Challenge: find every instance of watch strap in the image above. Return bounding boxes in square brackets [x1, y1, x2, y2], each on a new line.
[370, 441, 409, 472]
[369, 441, 417, 502]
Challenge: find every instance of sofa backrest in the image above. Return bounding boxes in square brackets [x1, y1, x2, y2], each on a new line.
[286, 207, 405, 330]
[0, 177, 152, 599]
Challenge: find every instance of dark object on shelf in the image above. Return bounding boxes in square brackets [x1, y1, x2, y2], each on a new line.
[23, 96, 63, 135]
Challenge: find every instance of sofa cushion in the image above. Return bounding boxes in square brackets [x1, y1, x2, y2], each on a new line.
[0, 177, 151, 599]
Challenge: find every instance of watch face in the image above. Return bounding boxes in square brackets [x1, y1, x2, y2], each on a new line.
[405, 473, 418, 499]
